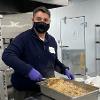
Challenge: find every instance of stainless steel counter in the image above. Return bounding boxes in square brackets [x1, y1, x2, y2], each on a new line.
[25, 93, 100, 100]
[98, 94, 100, 100]
[24, 93, 54, 100]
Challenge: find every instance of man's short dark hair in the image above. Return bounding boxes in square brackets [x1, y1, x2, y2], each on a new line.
[33, 6, 51, 17]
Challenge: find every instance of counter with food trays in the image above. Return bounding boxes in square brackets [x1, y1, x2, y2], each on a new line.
[37, 77, 99, 100]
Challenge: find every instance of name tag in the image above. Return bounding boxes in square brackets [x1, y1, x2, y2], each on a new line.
[49, 47, 55, 54]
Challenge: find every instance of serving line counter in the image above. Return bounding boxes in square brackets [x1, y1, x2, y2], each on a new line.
[21, 74, 100, 100]
[24, 93, 54, 100]
[1, 68, 100, 100]
[24, 89, 100, 100]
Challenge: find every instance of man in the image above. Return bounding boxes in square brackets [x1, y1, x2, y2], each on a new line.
[2, 6, 74, 100]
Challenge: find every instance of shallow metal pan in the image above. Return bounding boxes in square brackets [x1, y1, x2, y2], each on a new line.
[38, 78, 99, 100]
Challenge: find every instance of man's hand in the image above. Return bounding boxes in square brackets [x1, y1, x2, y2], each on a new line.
[28, 68, 43, 81]
[64, 69, 74, 80]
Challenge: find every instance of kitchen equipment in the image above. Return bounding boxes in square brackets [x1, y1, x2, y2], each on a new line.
[38, 78, 99, 100]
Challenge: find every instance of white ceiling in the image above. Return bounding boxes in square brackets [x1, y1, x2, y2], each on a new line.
[32, 0, 68, 5]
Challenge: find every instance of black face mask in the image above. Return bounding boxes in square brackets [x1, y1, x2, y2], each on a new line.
[33, 22, 50, 33]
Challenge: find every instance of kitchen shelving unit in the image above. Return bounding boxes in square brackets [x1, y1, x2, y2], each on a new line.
[95, 24, 100, 75]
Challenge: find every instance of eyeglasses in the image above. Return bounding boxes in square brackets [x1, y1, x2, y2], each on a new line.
[34, 17, 50, 23]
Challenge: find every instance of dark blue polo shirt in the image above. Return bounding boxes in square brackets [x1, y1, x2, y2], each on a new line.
[2, 28, 67, 91]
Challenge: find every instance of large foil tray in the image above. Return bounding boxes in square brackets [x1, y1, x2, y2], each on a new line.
[38, 78, 99, 100]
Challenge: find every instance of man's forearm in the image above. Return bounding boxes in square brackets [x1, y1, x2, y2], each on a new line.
[55, 58, 69, 74]
[2, 51, 32, 76]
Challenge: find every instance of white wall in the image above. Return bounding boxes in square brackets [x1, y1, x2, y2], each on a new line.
[48, 0, 100, 75]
